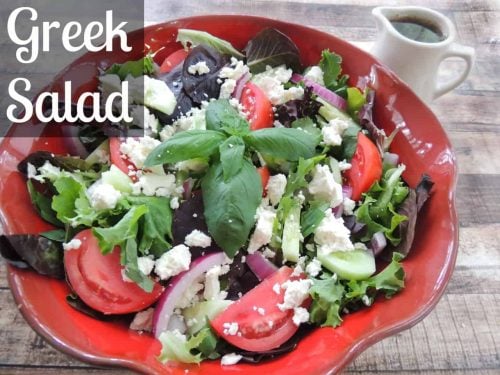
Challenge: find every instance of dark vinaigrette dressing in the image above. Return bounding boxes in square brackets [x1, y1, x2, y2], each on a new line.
[391, 17, 446, 43]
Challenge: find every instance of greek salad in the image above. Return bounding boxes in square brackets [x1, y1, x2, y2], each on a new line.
[1, 28, 433, 366]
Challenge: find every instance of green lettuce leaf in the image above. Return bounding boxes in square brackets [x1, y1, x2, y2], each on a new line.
[284, 155, 324, 196]
[106, 55, 155, 80]
[177, 29, 244, 59]
[300, 201, 329, 238]
[309, 276, 345, 327]
[319, 50, 349, 96]
[27, 180, 63, 227]
[158, 327, 219, 364]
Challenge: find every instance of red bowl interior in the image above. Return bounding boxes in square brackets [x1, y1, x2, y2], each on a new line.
[0, 15, 458, 375]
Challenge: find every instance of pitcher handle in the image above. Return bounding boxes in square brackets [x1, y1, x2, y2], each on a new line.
[433, 43, 475, 100]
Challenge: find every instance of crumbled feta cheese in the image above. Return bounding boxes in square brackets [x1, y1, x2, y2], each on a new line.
[277, 279, 313, 311]
[87, 181, 122, 210]
[219, 79, 237, 99]
[272, 283, 281, 295]
[130, 105, 160, 134]
[27, 163, 38, 180]
[266, 174, 287, 206]
[343, 197, 356, 216]
[204, 264, 230, 301]
[171, 329, 187, 342]
[173, 106, 207, 132]
[314, 210, 354, 254]
[137, 256, 155, 276]
[262, 247, 276, 258]
[292, 306, 310, 326]
[170, 196, 180, 210]
[184, 230, 212, 248]
[35, 161, 62, 182]
[305, 258, 322, 277]
[188, 61, 210, 75]
[362, 295, 372, 306]
[222, 322, 239, 336]
[154, 244, 191, 280]
[247, 202, 277, 254]
[338, 160, 352, 171]
[62, 239, 82, 251]
[321, 118, 350, 146]
[303, 66, 324, 85]
[159, 124, 176, 141]
[308, 164, 343, 208]
[273, 120, 284, 128]
[119, 136, 161, 169]
[354, 242, 368, 251]
[305, 243, 316, 252]
[175, 277, 204, 309]
[251, 65, 304, 105]
[221, 353, 243, 366]
[132, 172, 180, 197]
[219, 58, 250, 81]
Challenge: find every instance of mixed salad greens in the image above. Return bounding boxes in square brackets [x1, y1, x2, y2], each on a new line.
[0, 28, 433, 366]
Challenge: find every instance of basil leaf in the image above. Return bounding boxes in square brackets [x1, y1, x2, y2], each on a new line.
[106, 55, 155, 80]
[291, 117, 322, 144]
[144, 130, 227, 166]
[27, 180, 63, 227]
[127, 196, 172, 257]
[177, 29, 245, 59]
[201, 160, 262, 257]
[244, 28, 301, 74]
[244, 128, 319, 161]
[206, 99, 249, 136]
[92, 205, 148, 254]
[219, 136, 245, 181]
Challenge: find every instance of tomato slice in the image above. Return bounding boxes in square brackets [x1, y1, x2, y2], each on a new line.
[343, 132, 383, 201]
[211, 266, 310, 352]
[65, 230, 163, 315]
[240, 82, 274, 130]
[258, 166, 270, 192]
[159, 49, 189, 73]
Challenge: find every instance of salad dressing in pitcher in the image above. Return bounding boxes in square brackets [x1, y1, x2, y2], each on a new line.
[371, 6, 475, 103]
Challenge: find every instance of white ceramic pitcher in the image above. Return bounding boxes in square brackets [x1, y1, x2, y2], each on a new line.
[371, 6, 475, 103]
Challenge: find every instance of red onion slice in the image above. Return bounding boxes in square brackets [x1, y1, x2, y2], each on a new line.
[246, 252, 278, 281]
[232, 72, 251, 101]
[152, 252, 227, 338]
[291, 73, 347, 111]
[371, 231, 387, 256]
[342, 185, 353, 199]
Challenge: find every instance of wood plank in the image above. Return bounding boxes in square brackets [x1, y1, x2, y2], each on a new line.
[450, 132, 500, 174]
[456, 175, 500, 227]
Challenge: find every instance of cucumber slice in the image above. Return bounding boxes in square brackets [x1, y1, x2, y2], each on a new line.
[282, 200, 302, 262]
[101, 165, 133, 193]
[85, 140, 109, 165]
[318, 98, 357, 126]
[183, 300, 232, 335]
[318, 249, 376, 280]
[328, 157, 342, 184]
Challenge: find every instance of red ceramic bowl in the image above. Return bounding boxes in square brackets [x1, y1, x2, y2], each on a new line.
[0, 15, 458, 375]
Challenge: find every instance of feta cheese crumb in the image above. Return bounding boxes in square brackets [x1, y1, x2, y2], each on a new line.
[303, 66, 324, 85]
[137, 256, 155, 276]
[204, 264, 230, 301]
[262, 247, 276, 258]
[62, 239, 82, 251]
[272, 283, 281, 295]
[338, 160, 352, 171]
[321, 118, 350, 146]
[251, 65, 304, 105]
[87, 181, 122, 210]
[314, 210, 354, 254]
[266, 173, 287, 206]
[305, 258, 322, 277]
[221, 353, 243, 366]
[132, 172, 180, 197]
[184, 229, 212, 248]
[222, 322, 239, 336]
[170, 196, 180, 210]
[277, 279, 313, 311]
[247, 201, 276, 254]
[27, 163, 38, 180]
[119, 136, 161, 169]
[188, 61, 210, 75]
[343, 197, 356, 216]
[154, 244, 191, 280]
[308, 164, 343, 208]
[292, 306, 310, 326]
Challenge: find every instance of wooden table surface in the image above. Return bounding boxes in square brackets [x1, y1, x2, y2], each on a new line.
[1, 0, 499, 374]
